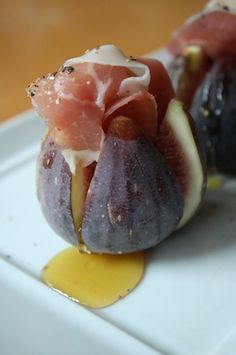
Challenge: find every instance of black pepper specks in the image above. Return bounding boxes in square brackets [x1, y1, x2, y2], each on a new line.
[27, 82, 39, 97]
[222, 5, 229, 11]
[62, 66, 74, 74]
[27, 73, 49, 98]
[127, 55, 137, 63]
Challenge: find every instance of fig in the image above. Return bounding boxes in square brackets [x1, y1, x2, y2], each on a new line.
[37, 99, 206, 253]
[190, 55, 236, 175]
[167, 49, 236, 175]
[32, 45, 206, 254]
[81, 116, 183, 253]
[162, 2, 236, 176]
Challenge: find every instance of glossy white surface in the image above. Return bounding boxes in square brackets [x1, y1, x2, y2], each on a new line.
[1, 110, 236, 355]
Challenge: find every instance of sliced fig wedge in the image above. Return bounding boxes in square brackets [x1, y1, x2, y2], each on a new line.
[156, 99, 206, 228]
[37, 135, 95, 245]
[81, 116, 183, 253]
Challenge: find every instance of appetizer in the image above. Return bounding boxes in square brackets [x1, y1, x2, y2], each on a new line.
[165, 0, 236, 175]
[28, 44, 206, 254]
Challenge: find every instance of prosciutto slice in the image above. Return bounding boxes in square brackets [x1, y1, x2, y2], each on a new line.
[168, 1, 236, 59]
[28, 45, 174, 168]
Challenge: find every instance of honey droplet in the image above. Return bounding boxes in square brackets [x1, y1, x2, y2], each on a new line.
[207, 174, 225, 190]
[42, 247, 145, 308]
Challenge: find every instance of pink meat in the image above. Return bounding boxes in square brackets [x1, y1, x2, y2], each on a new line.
[139, 58, 174, 125]
[28, 58, 173, 159]
[168, 10, 236, 59]
[104, 91, 157, 141]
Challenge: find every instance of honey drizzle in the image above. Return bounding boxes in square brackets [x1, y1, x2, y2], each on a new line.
[42, 247, 145, 308]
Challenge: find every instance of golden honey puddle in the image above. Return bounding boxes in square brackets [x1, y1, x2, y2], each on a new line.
[42, 247, 145, 308]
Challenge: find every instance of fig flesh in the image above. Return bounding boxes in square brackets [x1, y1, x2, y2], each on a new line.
[156, 99, 206, 228]
[81, 116, 183, 253]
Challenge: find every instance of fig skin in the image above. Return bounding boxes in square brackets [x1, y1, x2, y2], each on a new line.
[37, 135, 95, 246]
[190, 55, 236, 175]
[81, 117, 184, 254]
[37, 135, 78, 245]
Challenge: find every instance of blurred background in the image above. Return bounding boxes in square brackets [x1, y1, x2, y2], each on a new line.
[0, 0, 206, 122]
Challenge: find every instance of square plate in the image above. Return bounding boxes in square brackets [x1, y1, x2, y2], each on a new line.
[1, 107, 236, 355]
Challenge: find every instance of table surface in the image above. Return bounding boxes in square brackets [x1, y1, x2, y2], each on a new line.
[0, 0, 206, 122]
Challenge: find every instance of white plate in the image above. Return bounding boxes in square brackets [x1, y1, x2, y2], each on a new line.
[1, 109, 236, 355]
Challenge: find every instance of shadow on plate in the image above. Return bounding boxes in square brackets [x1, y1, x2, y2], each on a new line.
[148, 187, 236, 263]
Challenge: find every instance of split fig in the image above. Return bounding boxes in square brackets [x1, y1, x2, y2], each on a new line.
[33, 45, 206, 254]
[37, 98, 206, 253]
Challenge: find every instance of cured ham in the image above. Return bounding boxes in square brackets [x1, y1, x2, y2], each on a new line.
[28, 45, 174, 170]
[168, 0, 236, 59]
